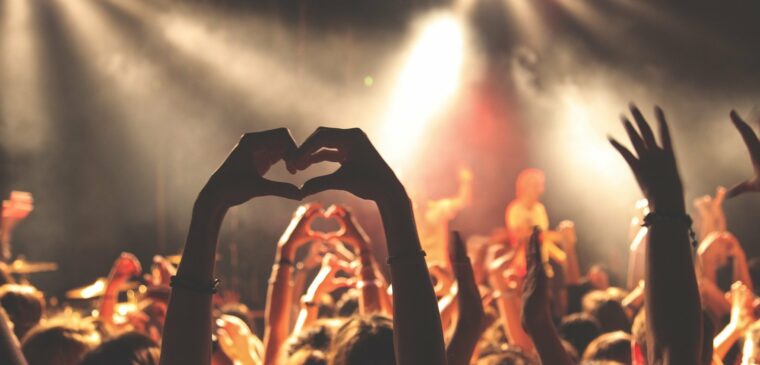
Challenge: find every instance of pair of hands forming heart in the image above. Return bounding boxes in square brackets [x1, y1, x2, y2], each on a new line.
[199, 127, 405, 209]
[278, 203, 369, 262]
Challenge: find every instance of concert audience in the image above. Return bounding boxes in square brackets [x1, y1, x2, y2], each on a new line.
[0, 107, 758, 365]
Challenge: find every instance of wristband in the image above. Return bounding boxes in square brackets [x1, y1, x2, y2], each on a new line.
[386, 250, 426, 265]
[170, 276, 220, 294]
[641, 212, 698, 247]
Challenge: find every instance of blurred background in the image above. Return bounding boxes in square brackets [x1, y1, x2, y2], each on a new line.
[1, 0, 759, 306]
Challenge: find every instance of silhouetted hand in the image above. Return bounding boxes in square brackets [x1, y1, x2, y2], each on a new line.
[609, 105, 684, 214]
[324, 204, 371, 252]
[289, 127, 404, 201]
[200, 128, 302, 208]
[727, 111, 760, 198]
[521, 227, 550, 332]
[278, 203, 324, 260]
[109, 252, 142, 281]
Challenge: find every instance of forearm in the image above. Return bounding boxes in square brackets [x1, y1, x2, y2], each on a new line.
[646, 223, 702, 364]
[263, 262, 295, 365]
[525, 318, 574, 365]
[358, 253, 383, 315]
[378, 193, 447, 365]
[446, 305, 483, 365]
[713, 323, 742, 360]
[564, 247, 581, 285]
[160, 198, 227, 365]
[0, 308, 26, 365]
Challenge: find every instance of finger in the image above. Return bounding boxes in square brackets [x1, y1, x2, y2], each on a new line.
[622, 117, 647, 157]
[301, 170, 347, 197]
[609, 137, 640, 174]
[302, 148, 346, 169]
[247, 128, 299, 172]
[259, 178, 303, 201]
[448, 231, 469, 267]
[731, 110, 760, 169]
[294, 127, 348, 171]
[526, 227, 543, 278]
[726, 180, 755, 199]
[630, 104, 657, 148]
[655, 106, 672, 153]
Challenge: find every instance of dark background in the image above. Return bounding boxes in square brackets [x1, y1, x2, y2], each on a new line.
[0, 0, 759, 306]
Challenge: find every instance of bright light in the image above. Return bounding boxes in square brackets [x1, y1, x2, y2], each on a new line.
[379, 13, 465, 171]
[0, 0, 48, 153]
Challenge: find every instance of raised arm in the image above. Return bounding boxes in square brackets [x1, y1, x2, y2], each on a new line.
[521, 227, 575, 365]
[160, 129, 302, 365]
[263, 203, 322, 365]
[446, 231, 486, 365]
[726, 111, 760, 198]
[99, 253, 142, 329]
[295, 127, 447, 365]
[609, 105, 702, 365]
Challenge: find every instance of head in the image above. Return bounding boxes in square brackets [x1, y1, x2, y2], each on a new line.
[289, 319, 339, 358]
[290, 349, 328, 365]
[582, 331, 632, 365]
[558, 313, 602, 356]
[515, 169, 545, 203]
[0, 284, 45, 339]
[582, 291, 629, 334]
[336, 289, 360, 318]
[79, 331, 160, 365]
[328, 315, 395, 365]
[21, 322, 101, 365]
[587, 265, 611, 290]
[475, 346, 539, 365]
[631, 309, 647, 363]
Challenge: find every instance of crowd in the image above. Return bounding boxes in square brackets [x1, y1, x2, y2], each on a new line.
[0, 105, 759, 365]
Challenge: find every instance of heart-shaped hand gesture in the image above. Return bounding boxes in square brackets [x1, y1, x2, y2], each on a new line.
[287, 127, 405, 202]
[200, 128, 303, 208]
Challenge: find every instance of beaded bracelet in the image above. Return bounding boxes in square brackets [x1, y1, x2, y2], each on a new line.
[170, 275, 220, 294]
[641, 211, 698, 247]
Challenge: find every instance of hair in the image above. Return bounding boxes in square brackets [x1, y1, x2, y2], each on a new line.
[335, 289, 360, 318]
[288, 319, 339, 356]
[290, 349, 328, 365]
[0, 284, 45, 340]
[328, 315, 395, 365]
[559, 313, 603, 356]
[475, 346, 539, 365]
[630, 308, 647, 361]
[515, 168, 545, 198]
[79, 331, 160, 365]
[701, 310, 715, 365]
[582, 291, 629, 334]
[21, 322, 100, 365]
[582, 331, 632, 365]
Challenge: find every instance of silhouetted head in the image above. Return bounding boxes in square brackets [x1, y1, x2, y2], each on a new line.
[475, 345, 539, 365]
[0, 284, 45, 339]
[21, 322, 100, 365]
[558, 313, 602, 355]
[582, 291, 629, 333]
[79, 331, 160, 365]
[328, 315, 395, 365]
[515, 168, 545, 203]
[582, 331, 632, 365]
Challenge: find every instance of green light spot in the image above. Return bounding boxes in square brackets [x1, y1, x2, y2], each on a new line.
[363, 76, 374, 87]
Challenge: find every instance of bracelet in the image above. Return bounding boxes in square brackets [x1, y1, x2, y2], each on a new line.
[386, 250, 426, 265]
[170, 276, 220, 294]
[641, 212, 698, 247]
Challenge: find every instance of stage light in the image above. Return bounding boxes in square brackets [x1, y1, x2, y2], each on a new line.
[378, 12, 466, 172]
[0, 0, 48, 153]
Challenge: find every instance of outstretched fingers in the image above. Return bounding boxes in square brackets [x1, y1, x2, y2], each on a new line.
[730, 110, 760, 169]
[630, 104, 657, 149]
[609, 137, 640, 174]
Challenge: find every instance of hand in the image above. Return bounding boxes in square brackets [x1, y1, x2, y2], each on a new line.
[324, 204, 370, 252]
[278, 203, 324, 259]
[521, 227, 550, 332]
[727, 111, 760, 198]
[109, 252, 142, 281]
[1, 191, 33, 221]
[289, 127, 404, 201]
[448, 231, 485, 329]
[728, 281, 754, 331]
[556, 220, 577, 251]
[216, 314, 262, 365]
[151, 255, 177, 286]
[200, 128, 302, 208]
[609, 105, 684, 214]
